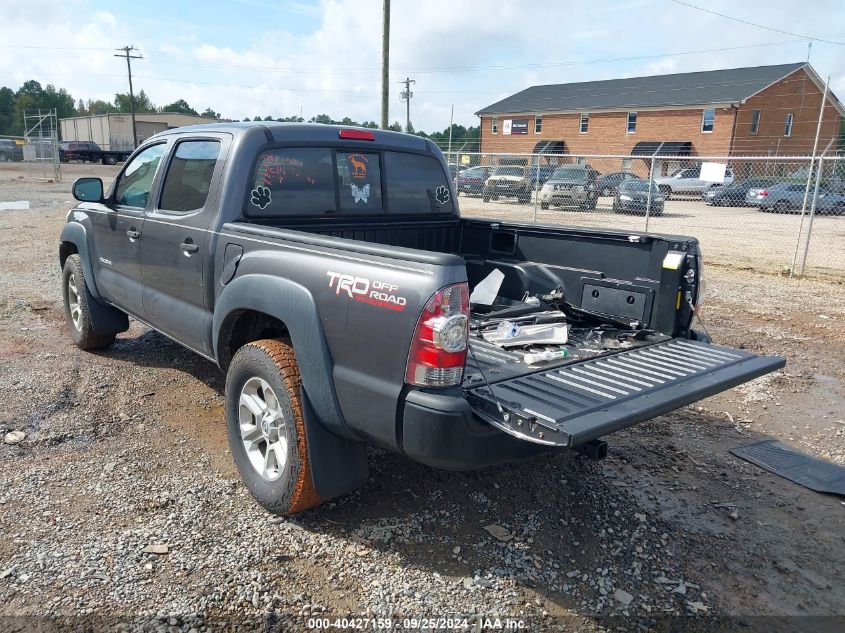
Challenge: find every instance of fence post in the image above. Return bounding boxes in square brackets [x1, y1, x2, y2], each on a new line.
[533, 153, 540, 223]
[798, 155, 826, 276]
[644, 154, 656, 232]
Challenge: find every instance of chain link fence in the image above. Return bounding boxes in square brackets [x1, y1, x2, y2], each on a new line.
[449, 151, 844, 278]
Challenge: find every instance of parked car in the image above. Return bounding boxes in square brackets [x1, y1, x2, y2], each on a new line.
[596, 171, 643, 197]
[59, 141, 131, 165]
[526, 164, 557, 190]
[748, 182, 845, 215]
[456, 165, 493, 196]
[654, 165, 734, 198]
[482, 165, 532, 203]
[0, 139, 24, 162]
[612, 179, 664, 216]
[539, 166, 599, 210]
[703, 178, 779, 207]
[59, 122, 783, 515]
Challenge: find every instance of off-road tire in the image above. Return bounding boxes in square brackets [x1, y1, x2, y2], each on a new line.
[225, 339, 323, 515]
[62, 254, 116, 350]
[103, 155, 117, 166]
[601, 187, 612, 197]
[0, 152, 8, 162]
[482, 193, 490, 202]
[659, 185, 671, 200]
[773, 200, 789, 214]
[540, 202, 549, 210]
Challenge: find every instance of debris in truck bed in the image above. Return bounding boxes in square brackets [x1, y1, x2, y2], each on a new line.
[469, 269, 504, 305]
[483, 323, 569, 348]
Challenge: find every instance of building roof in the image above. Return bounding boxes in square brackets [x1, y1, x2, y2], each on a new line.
[476, 62, 821, 115]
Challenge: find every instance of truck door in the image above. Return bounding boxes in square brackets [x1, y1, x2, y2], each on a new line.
[141, 137, 227, 355]
[92, 142, 167, 317]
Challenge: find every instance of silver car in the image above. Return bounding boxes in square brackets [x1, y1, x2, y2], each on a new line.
[539, 166, 599, 210]
[748, 182, 845, 215]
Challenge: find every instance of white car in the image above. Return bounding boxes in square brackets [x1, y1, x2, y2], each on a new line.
[654, 166, 734, 198]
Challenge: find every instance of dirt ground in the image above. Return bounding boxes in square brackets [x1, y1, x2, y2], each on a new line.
[0, 167, 843, 631]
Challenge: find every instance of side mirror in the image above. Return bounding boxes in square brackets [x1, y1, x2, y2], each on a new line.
[72, 177, 104, 203]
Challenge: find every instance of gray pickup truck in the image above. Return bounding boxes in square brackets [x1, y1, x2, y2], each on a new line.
[59, 123, 784, 515]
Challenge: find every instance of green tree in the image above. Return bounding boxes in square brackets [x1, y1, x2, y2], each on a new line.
[160, 98, 198, 115]
[0, 87, 15, 135]
[85, 99, 117, 115]
[388, 121, 402, 132]
[114, 89, 155, 113]
[200, 107, 220, 119]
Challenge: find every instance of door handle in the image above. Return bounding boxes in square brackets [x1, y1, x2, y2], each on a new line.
[126, 229, 140, 240]
[180, 241, 199, 254]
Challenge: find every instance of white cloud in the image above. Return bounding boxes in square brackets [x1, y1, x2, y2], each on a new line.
[0, 0, 843, 132]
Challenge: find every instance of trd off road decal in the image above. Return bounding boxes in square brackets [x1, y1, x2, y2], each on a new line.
[326, 271, 407, 312]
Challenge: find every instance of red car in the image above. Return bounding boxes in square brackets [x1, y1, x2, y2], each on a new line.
[456, 165, 493, 196]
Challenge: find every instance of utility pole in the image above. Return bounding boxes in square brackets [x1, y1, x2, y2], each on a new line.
[398, 77, 415, 133]
[380, 0, 390, 130]
[115, 46, 143, 148]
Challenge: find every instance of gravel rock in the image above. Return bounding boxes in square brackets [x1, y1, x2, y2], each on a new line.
[4, 431, 25, 445]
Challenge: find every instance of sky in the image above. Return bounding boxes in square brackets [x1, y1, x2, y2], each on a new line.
[1, 0, 844, 135]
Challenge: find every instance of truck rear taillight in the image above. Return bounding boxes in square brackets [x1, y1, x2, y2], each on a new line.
[759, 189, 769, 197]
[405, 283, 469, 388]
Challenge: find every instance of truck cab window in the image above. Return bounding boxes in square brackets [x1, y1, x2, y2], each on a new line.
[248, 147, 335, 216]
[384, 151, 454, 214]
[115, 144, 167, 208]
[159, 140, 221, 213]
[336, 152, 382, 212]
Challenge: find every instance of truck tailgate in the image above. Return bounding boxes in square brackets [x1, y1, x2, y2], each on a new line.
[465, 339, 784, 447]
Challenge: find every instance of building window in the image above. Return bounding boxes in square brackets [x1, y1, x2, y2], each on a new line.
[784, 113, 793, 137]
[580, 113, 589, 133]
[750, 110, 761, 135]
[627, 112, 637, 133]
[701, 108, 715, 133]
[492, 117, 498, 134]
[535, 115, 542, 134]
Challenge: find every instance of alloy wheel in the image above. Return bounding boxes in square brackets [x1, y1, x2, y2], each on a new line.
[238, 377, 289, 481]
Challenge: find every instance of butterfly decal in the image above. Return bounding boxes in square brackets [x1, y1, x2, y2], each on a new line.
[350, 183, 370, 204]
[433, 185, 450, 205]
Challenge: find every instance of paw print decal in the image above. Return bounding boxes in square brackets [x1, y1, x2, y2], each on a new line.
[250, 186, 272, 209]
[433, 185, 451, 205]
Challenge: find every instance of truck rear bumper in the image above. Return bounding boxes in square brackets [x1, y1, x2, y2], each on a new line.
[401, 390, 552, 470]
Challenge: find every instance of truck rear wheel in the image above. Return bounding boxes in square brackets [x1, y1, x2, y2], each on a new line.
[225, 339, 323, 515]
[62, 254, 116, 350]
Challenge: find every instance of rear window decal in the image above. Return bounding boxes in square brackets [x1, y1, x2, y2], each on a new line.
[434, 185, 450, 205]
[347, 153, 369, 179]
[350, 183, 370, 204]
[250, 186, 272, 209]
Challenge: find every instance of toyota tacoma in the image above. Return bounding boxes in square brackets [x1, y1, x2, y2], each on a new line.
[59, 123, 784, 515]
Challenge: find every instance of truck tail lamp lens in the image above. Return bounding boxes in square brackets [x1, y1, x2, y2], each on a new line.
[405, 283, 469, 388]
[758, 189, 769, 197]
[339, 129, 375, 141]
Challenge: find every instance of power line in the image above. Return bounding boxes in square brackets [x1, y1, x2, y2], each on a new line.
[669, 1, 845, 46]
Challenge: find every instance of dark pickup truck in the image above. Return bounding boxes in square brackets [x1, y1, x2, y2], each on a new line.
[59, 123, 784, 515]
[59, 141, 132, 165]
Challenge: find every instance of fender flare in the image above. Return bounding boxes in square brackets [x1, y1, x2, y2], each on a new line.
[60, 221, 129, 335]
[60, 221, 101, 301]
[213, 274, 351, 439]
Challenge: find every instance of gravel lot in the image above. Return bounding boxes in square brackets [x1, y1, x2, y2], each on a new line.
[0, 166, 844, 631]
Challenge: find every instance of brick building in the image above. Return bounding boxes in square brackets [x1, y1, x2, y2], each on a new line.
[476, 62, 843, 176]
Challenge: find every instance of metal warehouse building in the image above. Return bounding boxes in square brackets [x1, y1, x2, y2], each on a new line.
[59, 112, 219, 151]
